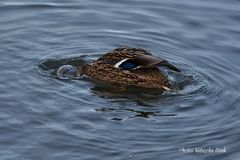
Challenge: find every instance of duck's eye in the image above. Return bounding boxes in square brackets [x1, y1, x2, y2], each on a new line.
[119, 61, 137, 70]
[57, 65, 77, 77]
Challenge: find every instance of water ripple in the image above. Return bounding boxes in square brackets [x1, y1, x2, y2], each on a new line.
[1, 0, 240, 159]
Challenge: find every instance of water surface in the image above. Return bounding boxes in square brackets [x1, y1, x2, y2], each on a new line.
[1, 0, 240, 159]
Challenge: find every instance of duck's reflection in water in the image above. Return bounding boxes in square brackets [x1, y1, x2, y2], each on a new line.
[91, 84, 177, 121]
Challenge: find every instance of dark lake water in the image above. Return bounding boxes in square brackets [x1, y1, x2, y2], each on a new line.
[1, 0, 240, 159]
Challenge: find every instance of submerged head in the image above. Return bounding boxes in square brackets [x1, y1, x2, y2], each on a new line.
[57, 65, 79, 78]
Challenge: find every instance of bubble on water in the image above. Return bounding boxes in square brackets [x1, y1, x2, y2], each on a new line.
[57, 65, 78, 79]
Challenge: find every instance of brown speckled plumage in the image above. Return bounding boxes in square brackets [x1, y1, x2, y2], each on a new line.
[81, 47, 180, 90]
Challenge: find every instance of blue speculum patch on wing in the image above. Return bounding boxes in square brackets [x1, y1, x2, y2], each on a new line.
[119, 61, 138, 70]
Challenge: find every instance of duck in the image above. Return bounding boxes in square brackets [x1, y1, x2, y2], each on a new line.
[57, 47, 180, 91]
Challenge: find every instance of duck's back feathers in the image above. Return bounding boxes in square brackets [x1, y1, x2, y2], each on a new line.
[97, 47, 147, 65]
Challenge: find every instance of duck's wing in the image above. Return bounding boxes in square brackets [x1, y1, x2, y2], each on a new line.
[120, 54, 181, 72]
[98, 47, 180, 72]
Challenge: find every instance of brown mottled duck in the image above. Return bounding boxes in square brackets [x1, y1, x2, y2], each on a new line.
[57, 47, 180, 91]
